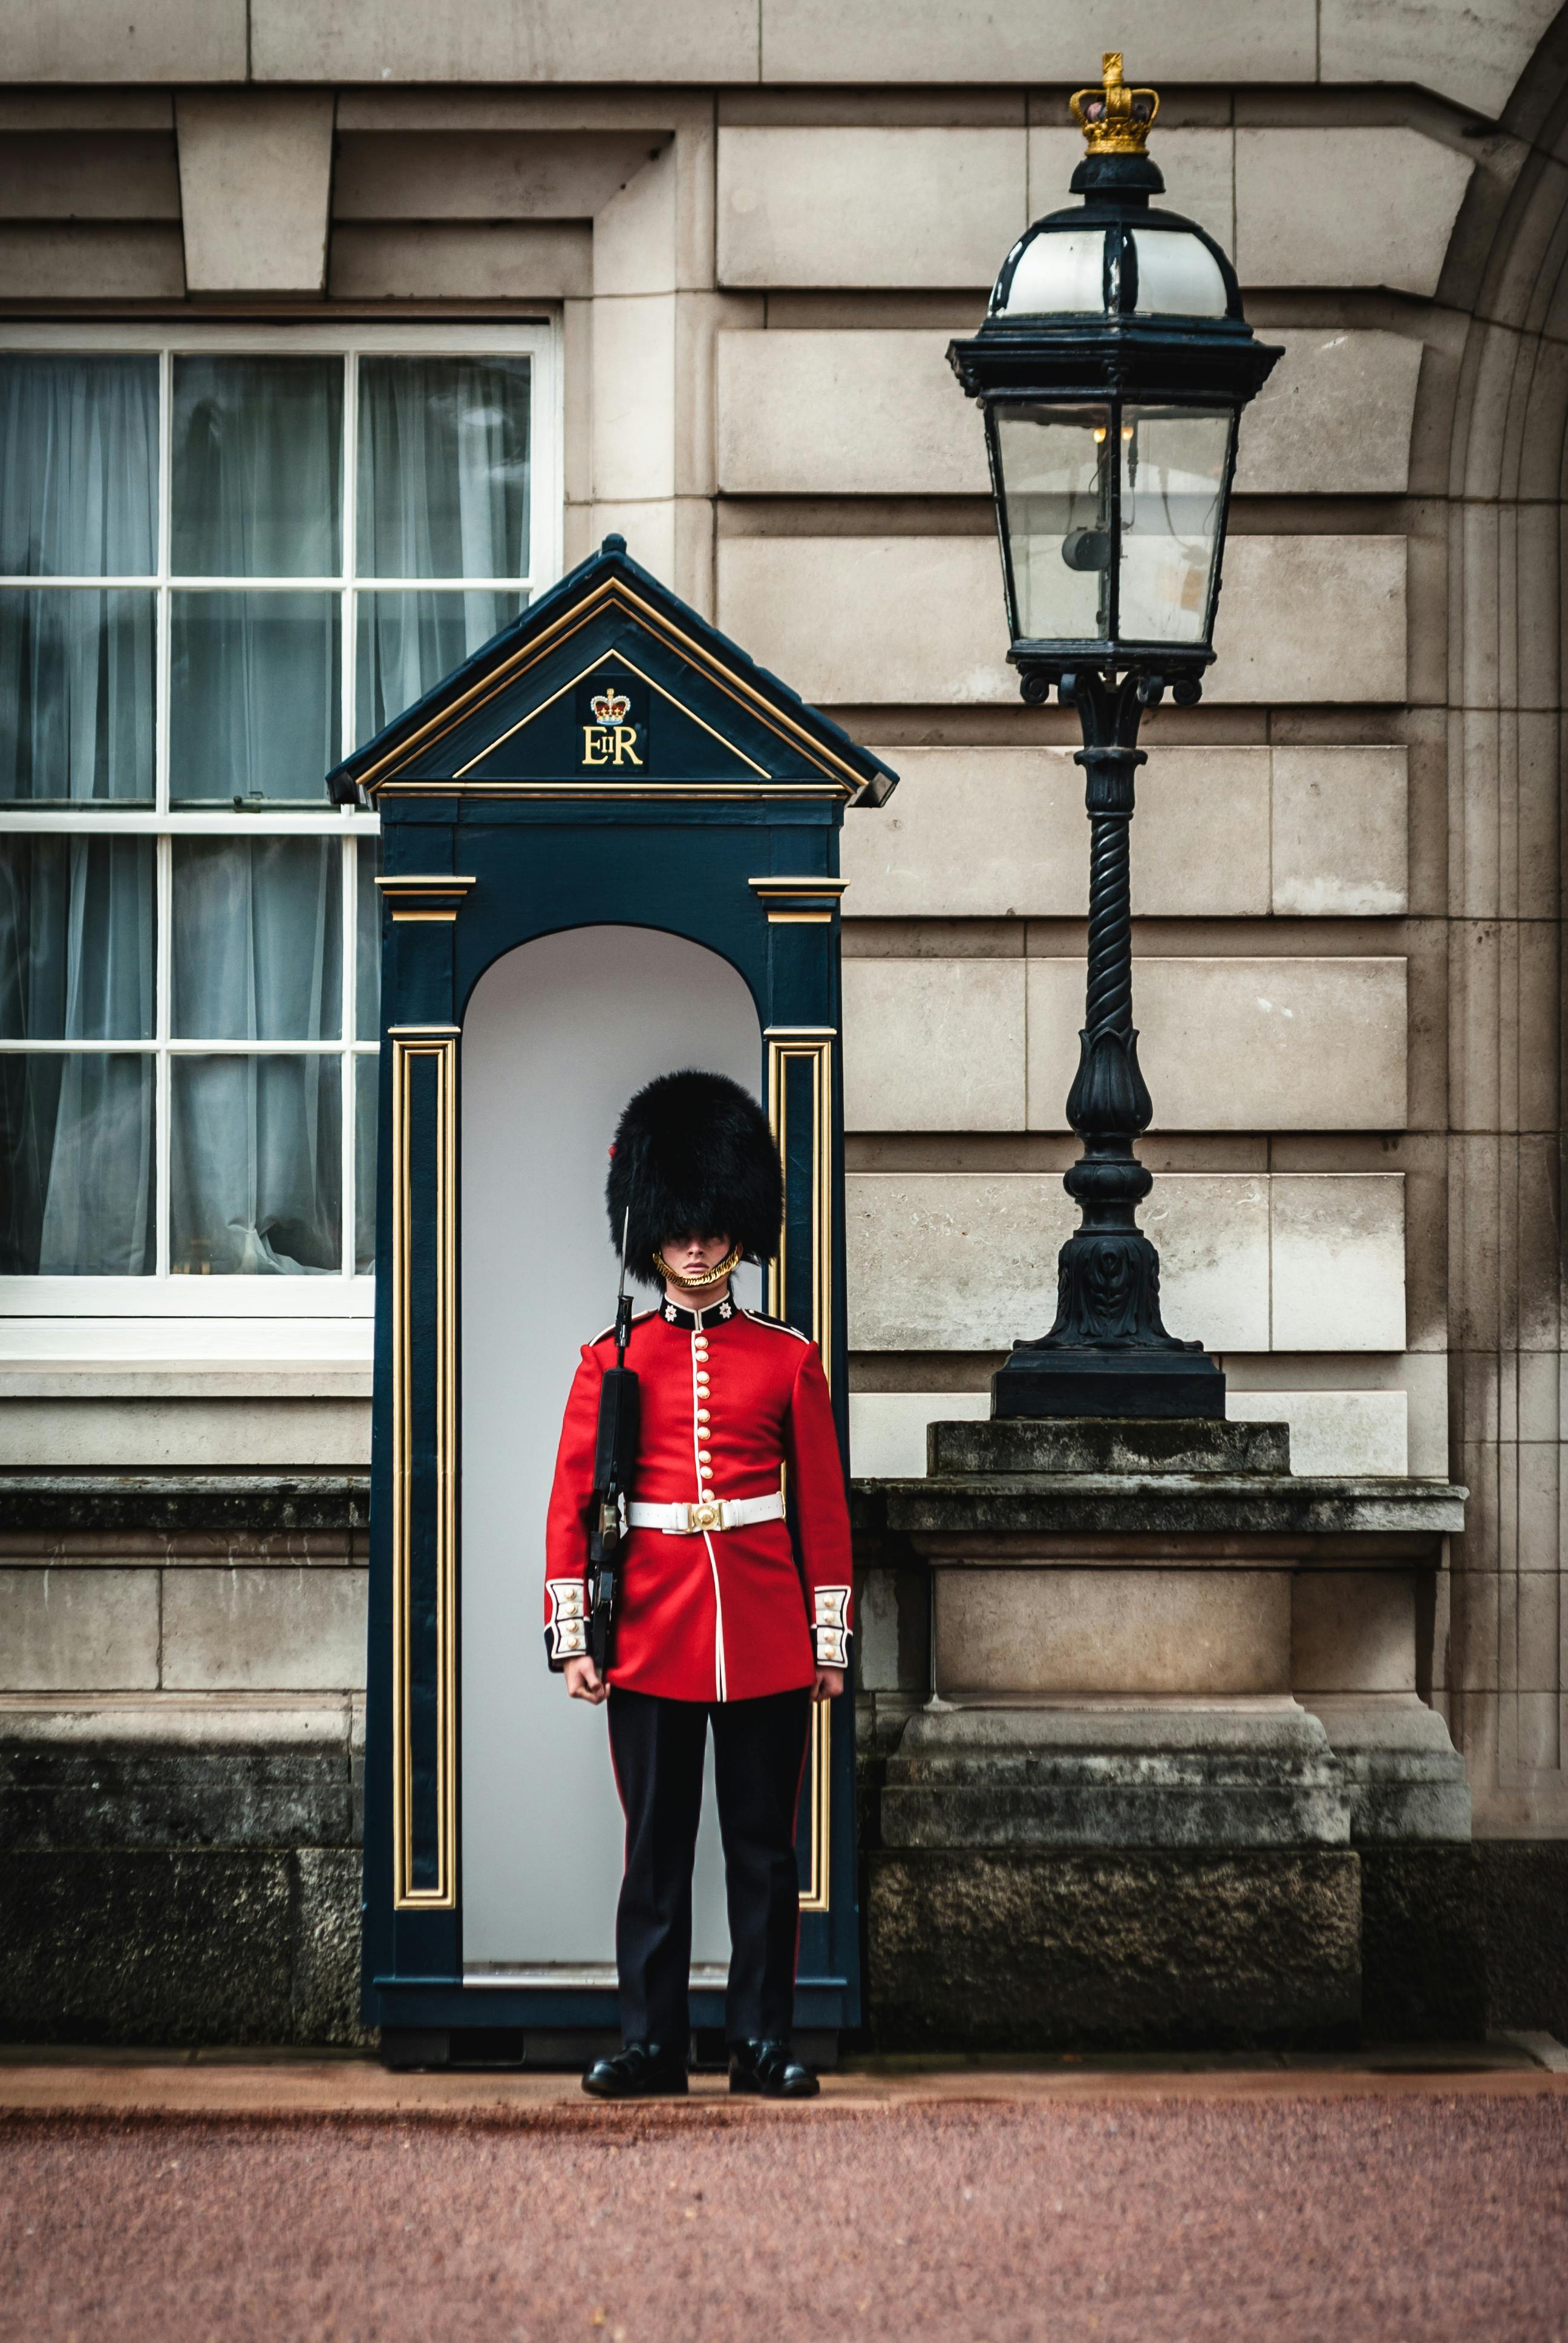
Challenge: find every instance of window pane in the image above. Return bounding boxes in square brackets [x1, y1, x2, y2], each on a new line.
[0, 354, 158, 577]
[172, 356, 343, 578]
[171, 1053, 341, 1275]
[0, 1052, 154, 1273]
[172, 837, 342, 1040]
[355, 1050, 377, 1274]
[169, 591, 341, 802]
[355, 589, 523, 745]
[994, 405, 1112, 643]
[356, 836, 381, 1040]
[1, 834, 155, 1040]
[357, 357, 531, 579]
[1118, 406, 1230, 646]
[0, 588, 155, 802]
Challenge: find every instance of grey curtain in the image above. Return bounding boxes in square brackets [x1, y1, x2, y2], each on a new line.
[0, 355, 158, 803]
[169, 356, 343, 801]
[354, 355, 530, 744]
[0, 832, 156, 1273]
[169, 838, 342, 1275]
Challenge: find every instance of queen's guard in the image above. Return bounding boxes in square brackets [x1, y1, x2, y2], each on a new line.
[544, 1069, 853, 2099]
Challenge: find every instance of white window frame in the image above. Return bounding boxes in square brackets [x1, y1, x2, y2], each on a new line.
[0, 318, 563, 1337]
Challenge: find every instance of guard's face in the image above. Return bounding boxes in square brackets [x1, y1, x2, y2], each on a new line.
[662, 1231, 733, 1285]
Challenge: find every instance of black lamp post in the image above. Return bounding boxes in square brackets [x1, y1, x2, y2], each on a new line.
[950, 53, 1281, 1421]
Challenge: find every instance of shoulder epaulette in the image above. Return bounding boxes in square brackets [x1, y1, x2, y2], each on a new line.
[737, 1305, 811, 1344]
[588, 1309, 655, 1347]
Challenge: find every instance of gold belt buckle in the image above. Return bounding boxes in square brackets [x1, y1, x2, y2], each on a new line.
[688, 1499, 721, 1532]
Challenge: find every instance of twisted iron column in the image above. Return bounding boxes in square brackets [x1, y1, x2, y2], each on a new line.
[993, 667, 1220, 1417]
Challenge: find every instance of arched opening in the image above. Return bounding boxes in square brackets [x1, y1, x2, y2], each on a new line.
[1424, 12, 1568, 1835]
[459, 923, 763, 1973]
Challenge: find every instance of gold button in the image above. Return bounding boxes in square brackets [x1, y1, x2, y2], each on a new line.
[697, 1409, 711, 1424]
[699, 1466, 712, 1481]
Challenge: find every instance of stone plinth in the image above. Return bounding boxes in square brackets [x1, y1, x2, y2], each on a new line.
[861, 1416, 1469, 2048]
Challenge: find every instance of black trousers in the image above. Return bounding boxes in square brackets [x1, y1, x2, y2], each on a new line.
[607, 1683, 811, 2048]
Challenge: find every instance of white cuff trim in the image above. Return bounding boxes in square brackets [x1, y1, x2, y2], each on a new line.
[813, 1586, 851, 1669]
[546, 1579, 588, 1662]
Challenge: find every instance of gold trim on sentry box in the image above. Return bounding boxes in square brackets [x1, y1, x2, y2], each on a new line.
[766, 1025, 837, 1912]
[452, 645, 773, 782]
[351, 577, 871, 799]
[390, 1032, 459, 1912]
[377, 877, 475, 926]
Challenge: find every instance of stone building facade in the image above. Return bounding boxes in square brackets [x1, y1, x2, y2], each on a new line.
[1, 0, 1566, 2042]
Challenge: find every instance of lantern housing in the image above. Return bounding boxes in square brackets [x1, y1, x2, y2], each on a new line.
[949, 56, 1281, 695]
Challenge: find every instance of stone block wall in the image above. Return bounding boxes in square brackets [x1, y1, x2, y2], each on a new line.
[0, 1487, 369, 2045]
[2, 0, 1568, 2026]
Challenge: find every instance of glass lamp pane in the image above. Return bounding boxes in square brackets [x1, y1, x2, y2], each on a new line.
[172, 356, 343, 577]
[0, 1052, 155, 1273]
[354, 589, 524, 744]
[0, 834, 155, 1040]
[994, 405, 1113, 642]
[169, 591, 340, 802]
[354, 1051, 377, 1274]
[171, 1053, 341, 1275]
[0, 589, 155, 802]
[994, 229, 1107, 318]
[1117, 407, 1232, 644]
[172, 837, 342, 1041]
[357, 356, 532, 578]
[0, 355, 158, 577]
[1131, 231, 1228, 318]
[356, 837, 382, 1040]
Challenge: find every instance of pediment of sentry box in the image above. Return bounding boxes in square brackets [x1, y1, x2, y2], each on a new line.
[362, 595, 842, 792]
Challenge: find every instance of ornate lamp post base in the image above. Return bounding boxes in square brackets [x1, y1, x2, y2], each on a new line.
[992, 665, 1226, 1423]
[993, 1345, 1224, 1420]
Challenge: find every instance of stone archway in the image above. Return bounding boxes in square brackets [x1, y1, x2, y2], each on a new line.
[1422, 11, 1568, 1860]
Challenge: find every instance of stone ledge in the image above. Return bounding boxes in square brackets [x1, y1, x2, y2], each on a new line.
[872, 1474, 1467, 1544]
[0, 1473, 371, 1535]
[1306, 1696, 1472, 1844]
[0, 1694, 364, 1745]
[0, 1740, 361, 1855]
[883, 1700, 1350, 1852]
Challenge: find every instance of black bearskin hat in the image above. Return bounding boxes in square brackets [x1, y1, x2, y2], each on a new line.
[606, 1069, 782, 1287]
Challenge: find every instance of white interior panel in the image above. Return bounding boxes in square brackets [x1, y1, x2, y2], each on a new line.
[459, 923, 763, 1970]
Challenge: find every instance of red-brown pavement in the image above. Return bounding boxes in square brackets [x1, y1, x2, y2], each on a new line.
[2, 2051, 1566, 2342]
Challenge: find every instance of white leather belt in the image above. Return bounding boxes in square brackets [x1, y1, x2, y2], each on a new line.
[627, 1493, 786, 1536]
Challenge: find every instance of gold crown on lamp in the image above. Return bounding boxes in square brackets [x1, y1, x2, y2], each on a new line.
[590, 684, 632, 724]
[1070, 52, 1160, 153]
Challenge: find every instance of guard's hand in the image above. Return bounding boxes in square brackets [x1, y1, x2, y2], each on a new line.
[812, 1668, 844, 1703]
[565, 1654, 607, 1705]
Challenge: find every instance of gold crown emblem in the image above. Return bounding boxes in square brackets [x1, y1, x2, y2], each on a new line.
[590, 684, 632, 724]
[1070, 52, 1159, 155]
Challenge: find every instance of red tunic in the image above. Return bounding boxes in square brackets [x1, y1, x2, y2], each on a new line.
[544, 1294, 854, 1703]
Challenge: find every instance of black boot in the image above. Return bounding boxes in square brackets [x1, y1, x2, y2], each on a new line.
[582, 2041, 689, 2099]
[728, 2039, 820, 2099]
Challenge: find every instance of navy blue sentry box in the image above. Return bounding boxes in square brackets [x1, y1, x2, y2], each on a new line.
[328, 536, 896, 2067]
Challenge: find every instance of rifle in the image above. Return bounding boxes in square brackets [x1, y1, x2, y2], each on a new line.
[586, 1207, 640, 1677]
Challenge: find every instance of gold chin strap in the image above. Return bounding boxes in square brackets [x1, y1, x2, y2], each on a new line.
[655, 1244, 742, 1291]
